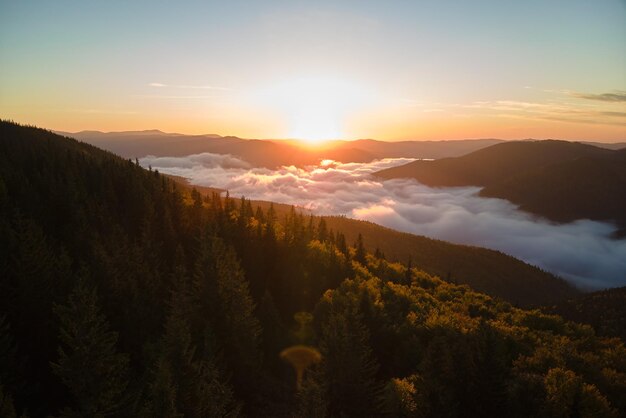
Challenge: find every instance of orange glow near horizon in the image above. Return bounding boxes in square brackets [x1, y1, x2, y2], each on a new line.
[6, 79, 625, 143]
[247, 76, 377, 144]
[1, 2, 624, 143]
[7, 98, 626, 144]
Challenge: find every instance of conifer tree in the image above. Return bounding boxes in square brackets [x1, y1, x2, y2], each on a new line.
[354, 233, 367, 264]
[145, 269, 239, 418]
[317, 218, 328, 242]
[254, 206, 265, 224]
[257, 291, 287, 372]
[544, 368, 616, 418]
[192, 234, 261, 401]
[51, 279, 129, 417]
[405, 256, 413, 284]
[295, 372, 327, 418]
[0, 316, 18, 395]
[320, 306, 381, 417]
[336, 232, 347, 255]
[0, 385, 18, 418]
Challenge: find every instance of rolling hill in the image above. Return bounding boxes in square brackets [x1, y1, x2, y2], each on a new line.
[375, 140, 626, 228]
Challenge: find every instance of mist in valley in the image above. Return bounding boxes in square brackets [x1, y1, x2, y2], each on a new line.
[142, 153, 626, 290]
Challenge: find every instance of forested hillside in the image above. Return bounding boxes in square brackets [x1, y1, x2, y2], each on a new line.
[321, 216, 577, 307]
[166, 176, 578, 308]
[1, 121, 624, 417]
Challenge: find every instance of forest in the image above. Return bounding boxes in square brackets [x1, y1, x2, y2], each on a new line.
[1, 120, 625, 417]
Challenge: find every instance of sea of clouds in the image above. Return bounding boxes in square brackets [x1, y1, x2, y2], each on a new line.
[141, 153, 626, 290]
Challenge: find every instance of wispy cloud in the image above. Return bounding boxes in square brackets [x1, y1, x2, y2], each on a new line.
[570, 91, 626, 102]
[141, 154, 626, 290]
[463, 99, 626, 126]
[148, 82, 233, 91]
[131, 94, 217, 100]
[64, 108, 139, 115]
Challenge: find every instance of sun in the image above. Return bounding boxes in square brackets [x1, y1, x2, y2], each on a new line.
[252, 76, 374, 144]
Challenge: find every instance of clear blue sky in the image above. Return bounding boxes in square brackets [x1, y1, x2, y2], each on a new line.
[1, 0, 624, 141]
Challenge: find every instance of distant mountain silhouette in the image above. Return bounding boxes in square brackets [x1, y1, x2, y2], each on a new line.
[59, 130, 504, 168]
[375, 140, 626, 229]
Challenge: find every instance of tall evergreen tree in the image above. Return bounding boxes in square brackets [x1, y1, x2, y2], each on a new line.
[145, 270, 239, 418]
[354, 233, 367, 265]
[405, 256, 413, 285]
[51, 278, 130, 417]
[191, 234, 261, 404]
[317, 218, 328, 242]
[320, 306, 381, 417]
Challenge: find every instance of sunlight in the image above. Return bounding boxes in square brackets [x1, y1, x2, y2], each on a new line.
[252, 76, 375, 144]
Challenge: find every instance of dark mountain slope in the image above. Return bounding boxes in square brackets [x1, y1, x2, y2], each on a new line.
[375, 140, 626, 226]
[375, 140, 612, 186]
[481, 154, 626, 224]
[334, 138, 504, 159]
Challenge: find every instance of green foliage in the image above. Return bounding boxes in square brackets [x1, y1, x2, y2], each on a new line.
[548, 286, 626, 340]
[544, 368, 616, 418]
[381, 375, 428, 418]
[0, 385, 18, 418]
[318, 294, 382, 417]
[143, 272, 239, 418]
[191, 234, 261, 398]
[295, 373, 327, 418]
[51, 279, 129, 417]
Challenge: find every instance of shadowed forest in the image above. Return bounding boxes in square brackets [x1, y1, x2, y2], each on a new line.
[1, 121, 625, 417]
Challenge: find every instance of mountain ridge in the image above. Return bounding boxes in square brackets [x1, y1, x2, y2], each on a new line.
[375, 140, 626, 228]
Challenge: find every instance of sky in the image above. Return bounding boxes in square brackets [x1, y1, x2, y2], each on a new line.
[1, 0, 625, 141]
[141, 154, 626, 289]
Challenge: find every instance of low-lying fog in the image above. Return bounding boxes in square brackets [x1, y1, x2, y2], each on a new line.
[141, 153, 626, 290]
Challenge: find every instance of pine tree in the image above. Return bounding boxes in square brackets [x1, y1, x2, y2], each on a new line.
[191, 234, 261, 402]
[544, 368, 616, 418]
[145, 270, 239, 418]
[306, 215, 315, 242]
[254, 206, 265, 224]
[336, 232, 347, 256]
[295, 372, 327, 418]
[51, 279, 130, 417]
[405, 256, 413, 284]
[0, 385, 18, 418]
[317, 218, 328, 242]
[0, 316, 18, 394]
[257, 291, 287, 373]
[320, 306, 381, 417]
[354, 233, 367, 265]
[266, 203, 276, 226]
